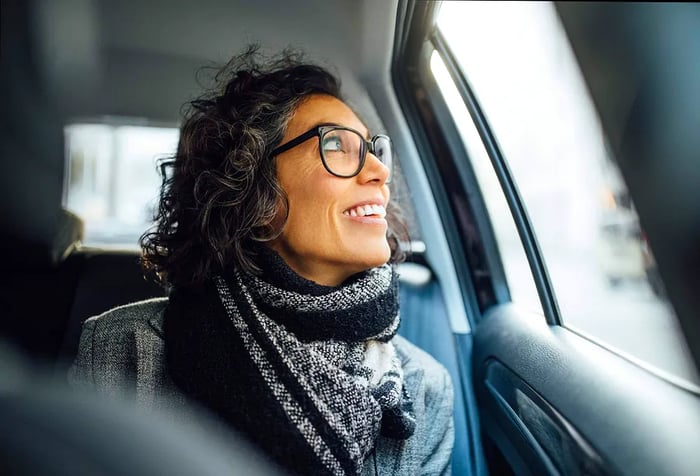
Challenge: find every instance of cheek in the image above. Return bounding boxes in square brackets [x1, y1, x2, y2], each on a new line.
[283, 172, 344, 238]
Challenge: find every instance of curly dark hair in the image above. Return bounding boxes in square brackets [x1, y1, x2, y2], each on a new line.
[141, 46, 407, 289]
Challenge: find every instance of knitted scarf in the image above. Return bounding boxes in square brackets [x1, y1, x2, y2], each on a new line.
[164, 249, 416, 475]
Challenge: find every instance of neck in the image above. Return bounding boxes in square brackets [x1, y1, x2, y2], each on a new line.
[265, 243, 360, 287]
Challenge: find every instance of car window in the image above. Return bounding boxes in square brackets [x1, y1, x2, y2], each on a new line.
[430, 52, 542, 316]
[435, 1, 699, 385]
[64, 123, 178, 247]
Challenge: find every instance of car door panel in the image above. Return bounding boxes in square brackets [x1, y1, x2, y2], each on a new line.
[473, 305, 700, 476]
[482, 359, 606, 476]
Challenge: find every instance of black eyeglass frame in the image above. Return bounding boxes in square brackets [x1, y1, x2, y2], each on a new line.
[270, 124, 393, 183]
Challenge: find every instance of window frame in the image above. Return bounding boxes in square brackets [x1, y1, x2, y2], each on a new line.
[429, 30, 562, 325]
[392, 2, 486, 323]
[392, 1, 561, 325]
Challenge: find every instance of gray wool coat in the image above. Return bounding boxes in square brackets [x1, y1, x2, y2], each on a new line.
[69, 298, 454, 475]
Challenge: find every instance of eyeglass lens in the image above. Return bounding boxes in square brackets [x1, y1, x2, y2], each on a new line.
[320, 128, 392, 181]
[372, 136, 392, 182]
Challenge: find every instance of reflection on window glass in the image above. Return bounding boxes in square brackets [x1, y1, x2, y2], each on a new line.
[64, 123, 178, 247]
[437, 1, 698, 385]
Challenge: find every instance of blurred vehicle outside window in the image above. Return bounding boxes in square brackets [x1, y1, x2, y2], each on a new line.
[436, 1, 698, 386]
[64, 123, 178, 248]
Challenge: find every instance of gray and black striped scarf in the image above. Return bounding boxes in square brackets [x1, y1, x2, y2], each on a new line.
[165, 249, 415, 475]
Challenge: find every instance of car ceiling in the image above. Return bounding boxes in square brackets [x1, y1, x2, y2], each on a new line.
[35, 0, 398, 124]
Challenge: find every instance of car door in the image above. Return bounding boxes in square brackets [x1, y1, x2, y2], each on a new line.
[393, 2, 700, 475]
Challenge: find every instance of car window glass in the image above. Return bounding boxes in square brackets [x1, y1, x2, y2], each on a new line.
[431, 52, 542, 316]
[64, 123, 178, 247]
[437, 1, 698, 385]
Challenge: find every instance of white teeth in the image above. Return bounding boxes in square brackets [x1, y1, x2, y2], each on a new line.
[345, 204, 386, 218]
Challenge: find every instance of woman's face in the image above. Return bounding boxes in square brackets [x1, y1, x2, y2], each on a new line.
[269, 94, 391, 286]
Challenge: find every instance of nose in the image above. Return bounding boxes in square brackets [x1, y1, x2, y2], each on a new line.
[358, 152, 391, 185]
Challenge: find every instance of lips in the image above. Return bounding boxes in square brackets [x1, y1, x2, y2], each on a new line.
[343, 203, 387, 218]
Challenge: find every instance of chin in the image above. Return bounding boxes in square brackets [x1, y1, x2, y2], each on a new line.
[351, 246, 391, 270]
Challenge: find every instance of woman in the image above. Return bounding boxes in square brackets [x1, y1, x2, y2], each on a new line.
[70, 48, 454, 475]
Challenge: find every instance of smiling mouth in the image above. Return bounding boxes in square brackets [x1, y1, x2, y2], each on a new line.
[343, 204, 387, 218]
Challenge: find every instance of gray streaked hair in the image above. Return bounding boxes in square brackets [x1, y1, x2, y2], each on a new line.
[141, 45, 407, 289]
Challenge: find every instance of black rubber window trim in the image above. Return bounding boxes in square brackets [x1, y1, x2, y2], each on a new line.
[392, 1, 487, 321]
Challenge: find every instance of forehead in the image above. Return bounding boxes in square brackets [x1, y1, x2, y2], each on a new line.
[286, 94, 369, 138]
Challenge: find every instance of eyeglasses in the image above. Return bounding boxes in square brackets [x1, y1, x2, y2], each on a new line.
[270, 124, 393, 184]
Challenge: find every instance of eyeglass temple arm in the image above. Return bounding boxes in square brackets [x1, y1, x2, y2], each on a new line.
[270, 128, 320, 157]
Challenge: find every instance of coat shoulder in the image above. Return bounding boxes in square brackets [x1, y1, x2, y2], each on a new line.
[84, 297, 168, 337]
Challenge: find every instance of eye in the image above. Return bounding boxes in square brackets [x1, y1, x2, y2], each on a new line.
[322, 134, 343, 153]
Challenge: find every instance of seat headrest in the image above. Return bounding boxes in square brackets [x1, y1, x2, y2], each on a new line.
[0, 208, 84, 271]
